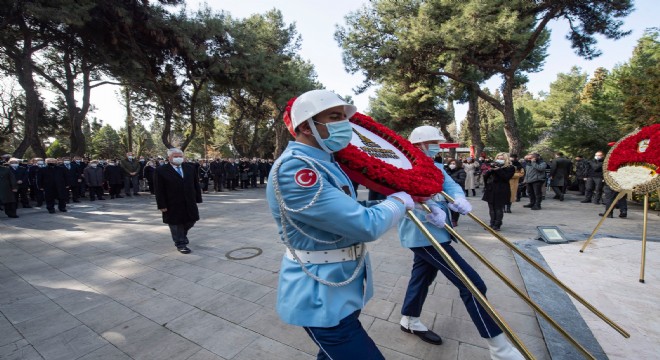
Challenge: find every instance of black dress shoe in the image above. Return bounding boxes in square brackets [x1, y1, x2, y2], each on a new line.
[177, 246, 191, 254]
[523, 204, 533, 208]
[59, 208, 67, 212]
[580, 199, 591, 203]
[400, 325, 443, 345]
[48, 209, 56, 214]
[619, 212, 627, 218]
[531, 206, 541, 210]
[598, 212, 614, 218]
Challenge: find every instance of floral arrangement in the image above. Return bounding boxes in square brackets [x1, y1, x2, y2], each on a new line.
[604, 124, 660, 194]
[335, 112, 444, 197]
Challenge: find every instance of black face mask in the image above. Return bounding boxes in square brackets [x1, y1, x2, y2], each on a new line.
[48, 163, 56, 166]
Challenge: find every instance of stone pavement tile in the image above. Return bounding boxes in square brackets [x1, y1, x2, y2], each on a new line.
[362, 298, 396, 320]
[457, 342, 489, 360]
[233, 337, 313, 360]
[98, 259, 154, 279]
[130, 293, 196, 325]
[14, 308, 82, 343]
[0, 277, 42, 306]
[387, 304, 437, 333]
[254, 289, 277, 308]
[379, 346, 425, 360]
[76, 344, 132, 360]
[186, 348, 228, 360]
[76, 300, 139, 333]
[359, 313, 376, 330]
[51, 289, 112, 316]
[165, 309, 258, 359]
[373, 284, 394, 300]
[103, 316, 200, 360]
[33, 325, 107, 360]
[419, 293, 454, 317]
[127, 252, 166, 265]
[367, 318, 443, 359]
[199, 292, 262, 324]
[148, 277, 219, 307]
[0, 314, 23, 347]
[158, 261, 218, 283]
[196, 272, 239, 290]
[433, 314, 483, 348]
[94, 279, 159, 307]
[233, 266, 280, 288]
[241, 308, 317, 355]
[0, 339, 43, 360]
[0, 294, 60, 325]
[218, 278, 272, 302]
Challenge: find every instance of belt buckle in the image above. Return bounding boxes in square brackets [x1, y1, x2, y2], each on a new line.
[351, 244, 362, 260]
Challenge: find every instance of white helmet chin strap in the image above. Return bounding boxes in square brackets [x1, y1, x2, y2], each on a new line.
[307, 118, 332, 153]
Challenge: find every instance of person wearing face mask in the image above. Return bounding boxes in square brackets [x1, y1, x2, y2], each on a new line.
[138, 156, 147, 191]
[482, 153, 515, 230]
[143, 160, 156, 194]
[522, 153, 547, 210]
[37, 158, 70, 213]
[267, 90, 413, 359]
[154, 148, 202, 254]
[224, 157, 239, 190]
[120, 152, 141, 197]
[580, 151, 605, 204]
[61, 157, 83, 203]
[444, 159, 466, 226]
[83, 160, 105, 201]
[8, 158, 31, 209]
[28, 158, 45, 206]
[104, 160, 124, 199]
[198, 160, 211, 193]
[463, 157, 478, 197]
[549, 152, 572, 201]
[397, 127, 522, 360]
[0, 159, 18, 218]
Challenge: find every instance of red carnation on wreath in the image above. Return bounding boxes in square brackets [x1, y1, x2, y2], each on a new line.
[335, 112, 444, 198]
[283, 97, 298, 137]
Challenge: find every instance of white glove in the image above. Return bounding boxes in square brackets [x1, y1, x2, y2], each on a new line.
[389, 191, 414, 210]
[447, 197, 472, 215]
[425, 204, 447, 228]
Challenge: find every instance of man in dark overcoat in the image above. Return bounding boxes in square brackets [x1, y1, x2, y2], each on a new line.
[0, 163, 18, 218]
[62, 157, 83, 203]
[549, 152, 572, 201]
[37, 158, 70, 213]
[8, 158, 31, 208]
[154, 148, 202, 254]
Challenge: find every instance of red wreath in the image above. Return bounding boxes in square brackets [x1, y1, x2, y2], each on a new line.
[607, 124, 660, 172]
[335, 112, 444, 197]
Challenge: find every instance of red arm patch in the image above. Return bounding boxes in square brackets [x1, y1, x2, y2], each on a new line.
[294, 168, 319, 187]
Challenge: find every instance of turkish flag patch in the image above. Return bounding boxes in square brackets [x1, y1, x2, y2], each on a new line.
[294, 168, 319, 188]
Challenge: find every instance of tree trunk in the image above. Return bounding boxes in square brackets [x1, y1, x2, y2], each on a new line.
[12, 40, 45, 158]
[273, 109, 288, 159]
[124, 87, 133, 153]
[502, 73, 522, 155]
[467, 87, 484, 159]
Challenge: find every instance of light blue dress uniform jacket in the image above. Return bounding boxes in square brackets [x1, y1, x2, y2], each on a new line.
[398, 164, 467, 248]
[266, 142, 405, 328]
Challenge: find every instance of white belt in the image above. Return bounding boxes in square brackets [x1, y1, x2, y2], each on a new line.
[285, 244, 367, 264]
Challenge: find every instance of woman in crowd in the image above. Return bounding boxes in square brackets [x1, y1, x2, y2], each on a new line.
[445, 158, 467, 227]
[143, 161, 156, 194]
[463, 158, 478, 197]
[482, 153, 514, 231]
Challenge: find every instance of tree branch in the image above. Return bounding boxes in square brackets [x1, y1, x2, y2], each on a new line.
[435, 71, 504, 112]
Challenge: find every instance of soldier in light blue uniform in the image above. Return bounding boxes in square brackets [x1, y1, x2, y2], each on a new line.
[397, 126, 524, 360]
[267, 90, 414, 359]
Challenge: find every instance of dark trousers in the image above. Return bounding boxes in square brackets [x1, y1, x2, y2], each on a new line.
[577, 178, 586, 195]
[226, 178, 238, 190]
[527, 181, 544, 207]
[213, 174, 224, 191]
[551, 185, 565, 197]
[201, 178, 209, 192]
[14, 187, 30, 207]
[488, 203, 504, 227]
[259, 175, 266, 185]
[168, 221, 195, 248]
[3, 202, 17, 217]
[603, 186, 627, 214]
[402, 244, 501, 338]
[303, 310, 384, 360]
[109, 184, 123, 197]
[88, 186, 104, 200]
[250, 175, 257, 188]
[124, 175, 139, 195]
[33, 187, 44, 206]
[45, 191, 66, 211]
[450, 210, 460, 224]
[147, 180, 154, 194]
[79, 182, 87, 198]
[67, 185, 80, 202]
[585, 177, 604, 203]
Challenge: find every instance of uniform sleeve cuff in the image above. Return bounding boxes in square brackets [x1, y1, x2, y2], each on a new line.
[381, 199, 405, 227]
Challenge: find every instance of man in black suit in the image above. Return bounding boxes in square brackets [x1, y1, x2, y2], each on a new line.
[8, 158, 31, 208]
[154, 148, 202, 254]
[37, 158, 70, 213]
[62, 157, 83, 203]
[549, 152, 572, 201]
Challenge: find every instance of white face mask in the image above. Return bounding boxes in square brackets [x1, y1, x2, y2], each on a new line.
[37, 161, 44, 165]
[63, 161, 71, 165]
[171, 157, 184, 165]
[90, 164, 98, 168]
[495, 159, 505, 165]
[10, 163, 18, 169]
[449, 164, 456, 170]
[595, 156, 603, 160]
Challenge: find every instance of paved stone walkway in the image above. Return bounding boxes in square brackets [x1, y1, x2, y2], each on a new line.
[0, 186, 658, 359]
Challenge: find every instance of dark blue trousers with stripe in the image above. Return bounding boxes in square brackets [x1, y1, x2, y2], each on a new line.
[401, 244, 502, 338]
[304, 310, 384, 360]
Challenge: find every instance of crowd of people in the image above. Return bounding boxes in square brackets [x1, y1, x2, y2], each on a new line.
[0, 153, 273, 218]
[431, 150, 621, 231]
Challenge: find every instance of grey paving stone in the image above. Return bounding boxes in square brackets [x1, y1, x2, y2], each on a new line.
[103, 316, 200, 360]
[130, 293, 196, 325]
[367, 318, 439, 359]
[433, 313, 484, 348]
[362, 298, 396, 320]
[233, 337, 313, 360]
[218, 278, 272, 302]
[165, 309, 258, 359]
[76, 344, 132, 360]
[199, 292, 262, 324]
[51, 290, 113, 316]
[94, 279, 158, 307]
[241, 308, 317, 355]
[186, 348, 228, 360]
[0, 339, 43, 360]
[195, 272, 239, 290]
[0, 277, 41, 306]
[457, 342, 490, 360]
[76, 300, 139, 333]
[0, 315, 23, 347]
[0, 294, 60, 325]
[14, 308, 82, 343]
[33, 325, 107, 360]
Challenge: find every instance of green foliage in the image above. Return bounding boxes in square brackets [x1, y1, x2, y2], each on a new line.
[90, 125, 122, 160]
[45, 139, 68, 158]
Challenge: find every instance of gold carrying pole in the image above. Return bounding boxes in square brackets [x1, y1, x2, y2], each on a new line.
[640, 194, 649, 283]
[405, 210, 535, 360]
[418, 204, 596, 359]
[440, 191, 630, 339]
[579, 191, 628, 252]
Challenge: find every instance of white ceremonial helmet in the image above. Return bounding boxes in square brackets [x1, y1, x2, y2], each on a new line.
[408, 125, 445, 144]
[289, 90, 357, 131]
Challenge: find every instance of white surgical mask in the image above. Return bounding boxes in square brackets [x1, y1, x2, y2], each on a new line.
[449, 164, 456, 170]
[128, 156, 133, 160]
[64, 161, 71, 165]
[10, 163, 18, 169]
[108, 162, 115, 166]
[90, 164, 98, 168]
[496, 159, 505, 165]
[172, 157, 184, 165]
[595, 156, 603, 160]
[37, 161, 44, 165]
[310, 119, 353, 153]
